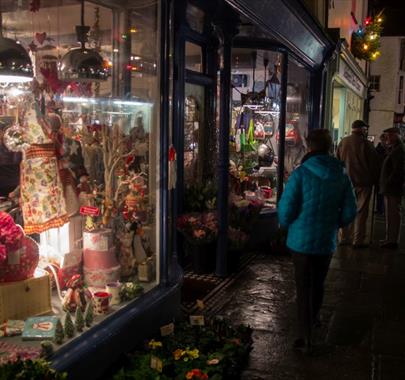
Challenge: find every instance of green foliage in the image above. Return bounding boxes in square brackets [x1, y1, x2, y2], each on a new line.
[54, 319, 64, 345]
[40, 341, 54, 359]
[84, 301, 94, 327]
[184, 182, 217, 212]
[75, 306, 85, 332]
[64, 312, 75, 338]
[0, 359, 67, 380]
[112, 317, 253, 380]
[119, 282, 144, 302]
[351, 12, 383, 61]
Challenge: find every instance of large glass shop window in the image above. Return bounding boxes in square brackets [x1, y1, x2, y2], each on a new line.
[230, 49, 281, 209]
[0, 0, 160, 351]
[284, 58, 310, 177]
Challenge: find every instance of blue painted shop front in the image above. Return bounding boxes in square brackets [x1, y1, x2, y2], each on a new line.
[45, 0, 335, 378]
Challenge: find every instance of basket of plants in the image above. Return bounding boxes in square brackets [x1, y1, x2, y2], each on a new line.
[113, 316, 253, 380]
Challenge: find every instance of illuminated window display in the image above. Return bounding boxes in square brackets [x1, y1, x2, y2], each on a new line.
[0, 0, 160, 354]
[230, 49, 282, 206]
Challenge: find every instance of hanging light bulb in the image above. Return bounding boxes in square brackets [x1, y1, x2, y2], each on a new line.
[60, 0, 108, 82]
[0, 13, 33, 83]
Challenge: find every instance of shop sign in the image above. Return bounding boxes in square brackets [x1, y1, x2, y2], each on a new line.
[339, 60, 365, 97]
[79, 206, 100, 216]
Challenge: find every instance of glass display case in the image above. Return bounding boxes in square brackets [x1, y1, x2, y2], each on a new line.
[0, 0, 161, 355]
[230, 48, 281, 208]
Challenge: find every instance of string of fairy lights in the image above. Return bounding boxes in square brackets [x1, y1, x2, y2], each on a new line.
[351, 11, 384, 61]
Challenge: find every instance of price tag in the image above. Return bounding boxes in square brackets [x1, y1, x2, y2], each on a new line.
[80, 206, 100, 216]
[196, 299, 205, 310]
[189, 315, 205, 326]
[160, 322, 174, 337]
[150, 355, 163, 372]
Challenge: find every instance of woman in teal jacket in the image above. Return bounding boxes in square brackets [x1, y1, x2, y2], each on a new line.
[278, 129, 356, 353]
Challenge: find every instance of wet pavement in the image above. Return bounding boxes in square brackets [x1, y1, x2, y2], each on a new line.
[217, 216, 405, 379]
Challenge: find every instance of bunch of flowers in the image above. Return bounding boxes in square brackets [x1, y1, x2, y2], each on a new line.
[0, 212, 24, 262]
[177, 213, 218, 245]
[228, 227, 248, 250]
[112, 318, 253, 380]
[173, 347, 199, 361]
[229, 198, 263, 234]
[185, 368, 208, 380]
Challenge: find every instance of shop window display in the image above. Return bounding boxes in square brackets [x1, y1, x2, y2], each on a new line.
[0, 0, 160, 357]
[230, 49, 281, 207]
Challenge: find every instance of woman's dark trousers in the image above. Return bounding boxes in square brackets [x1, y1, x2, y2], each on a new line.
[292, 252, 332, 345]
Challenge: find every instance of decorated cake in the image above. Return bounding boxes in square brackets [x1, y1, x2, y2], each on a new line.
[83, 229, 120, 287]
[0, 212, 39, 283]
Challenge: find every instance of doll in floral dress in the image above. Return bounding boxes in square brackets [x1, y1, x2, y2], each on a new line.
[4, 93, 68, 234]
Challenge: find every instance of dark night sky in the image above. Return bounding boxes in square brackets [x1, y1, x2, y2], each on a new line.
[370, 0, 405, 36]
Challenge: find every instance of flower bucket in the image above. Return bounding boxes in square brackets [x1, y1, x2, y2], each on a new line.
[185, 241, 216, 274]
[227, 248, 242, 273]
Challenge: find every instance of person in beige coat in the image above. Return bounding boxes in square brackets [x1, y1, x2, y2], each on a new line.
[379, 127, 404, 249]
[337, 120, 380, 248]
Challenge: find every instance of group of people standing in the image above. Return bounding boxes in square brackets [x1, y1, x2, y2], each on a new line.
[277, 120, 404, 354]
[337, 121, 404, 249]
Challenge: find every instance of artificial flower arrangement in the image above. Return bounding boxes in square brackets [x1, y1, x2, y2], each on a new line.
[229, 198, 263, 234]
[228, 227, 248, 251]
[177, 212, 218, 245]
[112, 317, 253, 380]
[184, 182, 217, 212]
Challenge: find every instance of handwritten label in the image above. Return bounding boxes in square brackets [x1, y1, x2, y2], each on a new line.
[189, 315, 205, 326]
[150, 355, 163, 372]
[160, 323, 174, 337]
[80, 206, 100, 216]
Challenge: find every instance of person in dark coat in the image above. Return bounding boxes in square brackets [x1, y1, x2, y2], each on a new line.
[278, 129, 357, 353]
[379, 127, 404, 249]
[375, 133, 388, 215]
[336, 120, 380, 248]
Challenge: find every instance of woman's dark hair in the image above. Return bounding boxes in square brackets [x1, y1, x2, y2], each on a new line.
[305, 129, 332, 153]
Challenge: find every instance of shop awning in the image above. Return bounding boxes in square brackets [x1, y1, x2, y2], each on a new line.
[225, 0, 334, 69]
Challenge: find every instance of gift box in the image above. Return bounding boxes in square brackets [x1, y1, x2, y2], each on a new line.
[83, 229, 113, 251]
[0, 268, 52, 321]
[138, 258, 154, 282]
[22, 316, 59, 341]
[84, 264, 120, 288]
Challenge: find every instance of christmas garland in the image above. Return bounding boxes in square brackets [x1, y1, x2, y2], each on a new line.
[351, 12, 383, 61]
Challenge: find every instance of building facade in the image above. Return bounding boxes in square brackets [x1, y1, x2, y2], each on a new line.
[369, 36, 405, 138]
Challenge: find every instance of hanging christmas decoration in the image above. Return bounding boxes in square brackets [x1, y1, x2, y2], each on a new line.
[30, 0, 40, 12]
[351, 11, 383, 61]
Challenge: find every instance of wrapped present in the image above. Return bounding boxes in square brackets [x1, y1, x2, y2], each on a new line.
[0, 269, 52, 321]
[22, 316, 59, 341]
[57, 249, 83, 289]
[0, 212, 39, 283]
[84, 264, 120, 288]
[0, 320, 25, 337]
[83, 229, 113, 251]
[138, 258, 154, 282]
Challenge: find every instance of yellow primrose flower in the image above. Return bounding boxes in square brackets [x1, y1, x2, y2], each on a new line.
[148, 339, 163, 349]
[173, 348, 184, 360]
[187, 348, 199, 359]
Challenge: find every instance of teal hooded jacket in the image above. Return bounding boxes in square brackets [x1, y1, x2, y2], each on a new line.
[278, 153, 357, 255]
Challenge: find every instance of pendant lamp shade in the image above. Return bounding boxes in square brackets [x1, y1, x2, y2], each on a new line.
[59, 0, 107, 83]
[0, 36, 33, 83]
[60, 47, 108, 82]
